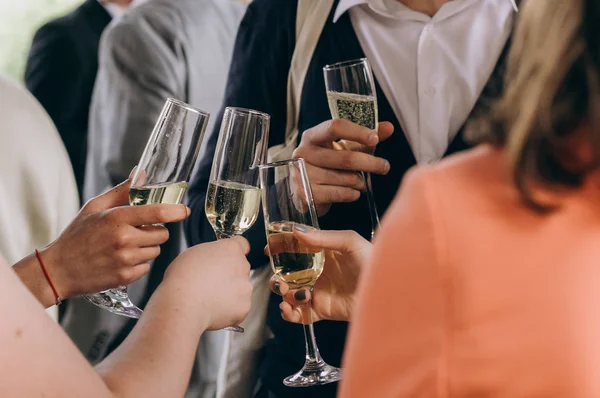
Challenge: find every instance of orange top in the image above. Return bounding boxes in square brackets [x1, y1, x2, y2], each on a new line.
[340, 145, 600, 397]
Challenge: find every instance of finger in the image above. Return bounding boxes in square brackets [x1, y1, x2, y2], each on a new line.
[280, 302, 303, 324]
[229, 236, 251, 255]
[128, 246, 162, 265]
[267, 231, 322, 256]
[123, 262, 151, 285]
[293, 228, 368, 254]
[377, 121, 394, 142]
[135, 225, 170, 247]
[270, 275, 289, 296]
[110, 204, 190, 226]
[311, 185, 361, 205]
[300, 119, 379, 147]
[339, 122, 395, 153]
[283, 288, 312, 307]
[85, 179, 132, 212]
[300, 146, 390, 174]
[306, 163, 366, 190]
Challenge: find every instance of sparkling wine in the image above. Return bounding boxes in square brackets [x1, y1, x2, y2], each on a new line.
[327, 91, 378, 130]
[129, 181, 188, 206]
[267, 221, 324, 289]
[206, 180, 261, 237]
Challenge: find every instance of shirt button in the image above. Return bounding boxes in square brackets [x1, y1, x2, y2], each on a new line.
[424, 87, 436, 96]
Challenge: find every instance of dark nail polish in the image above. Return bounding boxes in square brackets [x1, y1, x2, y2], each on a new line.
[294, 290, 307, 301]
[273, 282, 281, 295]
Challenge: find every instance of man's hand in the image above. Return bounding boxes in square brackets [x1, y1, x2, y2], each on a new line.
[292, 119, 393, 215]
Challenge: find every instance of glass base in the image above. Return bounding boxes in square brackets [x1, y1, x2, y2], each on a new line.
[224, 325, 245, 333]
[84, 288, 143, 319]
[283, 362, 342, 387]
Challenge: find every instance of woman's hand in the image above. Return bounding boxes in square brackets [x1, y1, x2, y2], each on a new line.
[270, 229, 371, 324]
[40, 178, 190, 299]
[160, 237, 253, 330]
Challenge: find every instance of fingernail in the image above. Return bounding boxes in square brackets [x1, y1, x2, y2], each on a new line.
[273, 282, 281, 295]
[294, 290, 307, 301]
[368, 134, 379, 146]
[383, 160, 391, 173]
[185, 206, 191, 216]
[294, 224, 309, 233]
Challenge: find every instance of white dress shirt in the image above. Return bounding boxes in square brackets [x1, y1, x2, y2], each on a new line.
[334, 0, 515, 164]
[97, 0, 147, 19]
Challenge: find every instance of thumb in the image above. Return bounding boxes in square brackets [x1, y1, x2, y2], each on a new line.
[84, 179, 132, 212]
[377, 121, 394, 142]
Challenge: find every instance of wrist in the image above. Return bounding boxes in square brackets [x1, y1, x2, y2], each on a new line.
[39, 244, 72, 299]
[12, 252, 60, 308]
[153, 280, 212, 332]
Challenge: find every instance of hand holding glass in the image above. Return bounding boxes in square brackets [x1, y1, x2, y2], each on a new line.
[205, 107, 270, 332]
[324, 58, 380, 239]
[260, 158, 342, 387]
[84, 98, 209, 318]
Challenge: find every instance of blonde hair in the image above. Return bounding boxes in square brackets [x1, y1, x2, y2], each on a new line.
[469, 0, 600, 210]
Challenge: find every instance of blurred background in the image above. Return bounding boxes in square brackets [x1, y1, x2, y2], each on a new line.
[0, 0, 81, 79]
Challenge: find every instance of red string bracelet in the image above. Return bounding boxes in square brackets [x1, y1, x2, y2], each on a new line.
[34, 249, 62, 306]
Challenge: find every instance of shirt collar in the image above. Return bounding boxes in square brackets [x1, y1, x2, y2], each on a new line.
[333, 0, 367, 23]
[97, 0, 147, 19]
[333, 0, 518, 23]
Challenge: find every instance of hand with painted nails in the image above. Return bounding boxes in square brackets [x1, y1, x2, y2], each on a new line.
[13, 177, 191, 307]
[292, 119, 393, 216]
[269, 228, 371, 324]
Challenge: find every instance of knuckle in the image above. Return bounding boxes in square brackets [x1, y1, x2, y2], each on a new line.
[117, 268, 135, 284]
[292, 146, 307, 159]
[156, 227, 170, 242]
[340, 151, 355, 169]
[116, 250, 133, 266]
[115, 230, 132, 248]
[153, 206, 170, 223]
[154, 206, 169, 222]
[347, 172, 363, 187]
[324, 189, 339, 204]
[328, 118, 343, 132]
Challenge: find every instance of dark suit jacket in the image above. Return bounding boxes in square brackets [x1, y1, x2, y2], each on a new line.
[25, 0, 111, 199]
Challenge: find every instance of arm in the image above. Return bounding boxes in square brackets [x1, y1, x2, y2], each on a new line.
[0, 238, 252, 397]
[185, 0, 293, 268]
[89, 14, 186, 186]
[339, 168, 447, 398]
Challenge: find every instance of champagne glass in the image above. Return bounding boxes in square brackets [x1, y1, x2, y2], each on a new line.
[205, 107, 270, 332]
[84, 98, 210, 318]
[260, 158, 342, 387]
[323, 58, 380, 239]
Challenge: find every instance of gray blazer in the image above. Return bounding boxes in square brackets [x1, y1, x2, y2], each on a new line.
[65, 0, 245, 395]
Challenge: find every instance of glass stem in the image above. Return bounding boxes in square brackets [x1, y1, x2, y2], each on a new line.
[299, 303, 325, 369]
[362, 171, 380, 241]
